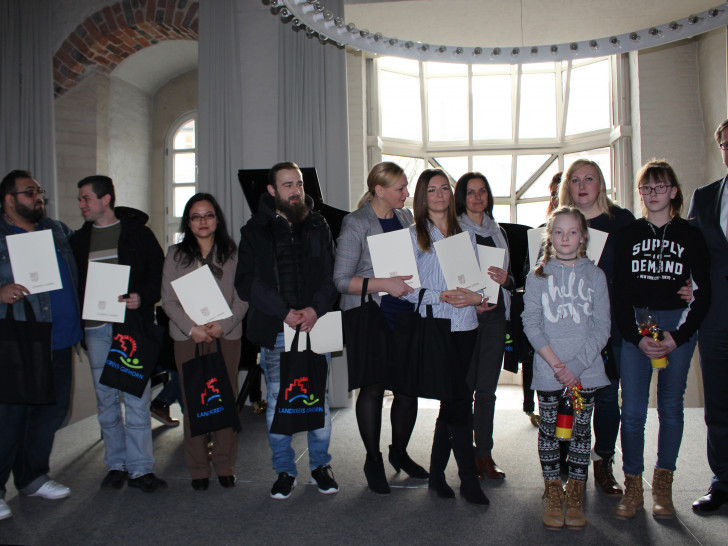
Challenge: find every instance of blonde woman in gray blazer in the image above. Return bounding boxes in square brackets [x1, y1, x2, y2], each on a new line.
[334, 162, 428, 494]
[161, 193, 248, 491]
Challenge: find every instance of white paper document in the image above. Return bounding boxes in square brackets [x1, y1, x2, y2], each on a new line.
[477, 245, 506, 306]
[434, 231, 485, 291]
[170, 265, 232, 325]
[367, 229, 421, 295]
[587, 228, 608, 266]
[284, 310, 343, 354]
[6, 230, 62, 294]
[82, 262, 130, 323]
[527, 227, 546, 272]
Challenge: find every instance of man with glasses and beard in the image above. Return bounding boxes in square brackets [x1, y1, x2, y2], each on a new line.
[235, 161, 338, 500]
[0, 170, 83, 521]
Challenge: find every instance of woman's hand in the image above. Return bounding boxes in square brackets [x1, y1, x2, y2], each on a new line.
[441, 287, 482, 308]
[190, 325, 213, 343]
[0, 283, 29, 304]
[475, 299, 496, 314]
[204, 321, 224, 339]
[638, 336, 666, 359]
[381, 275, 414, 298]
[487, 266, 508, 286]
[677, 279, 693, 303]
[657, 331, 678, 355]
[553, 363, 579, 387]
[119, 292, 141, 310]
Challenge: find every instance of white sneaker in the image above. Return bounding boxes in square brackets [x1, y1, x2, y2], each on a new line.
[29, 480, 70, 500]
[0, 499, 11, 520]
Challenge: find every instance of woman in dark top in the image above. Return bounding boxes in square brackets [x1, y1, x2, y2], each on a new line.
[454, 172, 514, 481]
[613, 159, 710, 520]
[333, 162, 426, 495]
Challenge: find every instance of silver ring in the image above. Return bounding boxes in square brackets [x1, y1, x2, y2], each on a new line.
[12, 295, 17, 299]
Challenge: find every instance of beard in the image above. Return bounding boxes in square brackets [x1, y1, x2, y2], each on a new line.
[14, 199, 45, 223]
[275, 192, 309, 224]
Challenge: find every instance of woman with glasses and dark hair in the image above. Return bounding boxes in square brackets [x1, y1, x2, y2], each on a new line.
[453, 172, 513, 481]
[612, 160, 710, 520]
[333, 162, 427, 495]
[161, 193, 248, 490]
[401, 169, 489, 505]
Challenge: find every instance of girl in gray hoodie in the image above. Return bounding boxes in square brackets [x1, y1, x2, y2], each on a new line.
[523, 207, 611, 530]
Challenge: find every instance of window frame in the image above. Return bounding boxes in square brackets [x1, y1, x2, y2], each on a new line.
[164, 110, 197, 246]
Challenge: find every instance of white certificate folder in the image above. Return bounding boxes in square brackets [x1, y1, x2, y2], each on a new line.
[82, 262, 130, 323]
[6, 230, 62, 294]
[477, 245, 506, 306]
[367, 229, 421, 295]
[434, 231, 485, 291]
[170, 265, 232, 325]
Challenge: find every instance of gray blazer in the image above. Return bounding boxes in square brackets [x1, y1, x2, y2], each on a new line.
[334, 201, 414, 311]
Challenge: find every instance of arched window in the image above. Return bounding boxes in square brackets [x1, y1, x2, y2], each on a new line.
[165, 111, 197, 245]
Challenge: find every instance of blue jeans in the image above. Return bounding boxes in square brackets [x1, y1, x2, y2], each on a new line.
[260, 332, 332, 477]
[85, 324, 154, 478]
[0, 347, 72, 498]
[620, 308, 697, 475]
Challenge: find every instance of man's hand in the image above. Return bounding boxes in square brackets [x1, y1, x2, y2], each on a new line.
[677, 279, 693, 303]
[0, 283, 29, 304]
[284, 309, 303, 328]
[119, 292, 141, 310]
[296, 307, 318, 332]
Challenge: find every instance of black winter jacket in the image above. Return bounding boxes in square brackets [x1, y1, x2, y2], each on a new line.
[70, 206, 164, 324]
[235, 194, 337, 349]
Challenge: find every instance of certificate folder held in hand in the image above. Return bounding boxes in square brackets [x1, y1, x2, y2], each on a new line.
[434, 231, 485, 291]
[82, 262, 130, 323]
[7, 230, 62, 294]
[170, 265, 232, 325]
[367, 229, 421, 295]
[477, 245, 506, 306]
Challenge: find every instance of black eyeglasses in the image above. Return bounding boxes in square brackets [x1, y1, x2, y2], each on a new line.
[11, 187, 46, 198]
[190, 212, 216, 223]
[638, 184, 671, 195]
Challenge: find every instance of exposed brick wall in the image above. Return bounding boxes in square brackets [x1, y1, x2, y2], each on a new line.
[53, 0, 198, 97]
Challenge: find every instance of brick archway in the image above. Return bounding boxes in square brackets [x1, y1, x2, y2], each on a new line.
[53, 0, 199, 97]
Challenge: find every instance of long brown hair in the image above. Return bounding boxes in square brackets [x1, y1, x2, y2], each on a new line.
[558, 159, 614, 218]
[534, 207, 589, 278]
[413, 169, 461, 251]
[635, 158, 683, 219]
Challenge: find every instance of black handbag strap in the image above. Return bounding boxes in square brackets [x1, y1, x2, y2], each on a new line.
[289, 325, 313, 353]
[360, 278, 374, 305]
[194, 338, 222, 358]
[414, 289, 435, 318]
[5, 298, 38, 322]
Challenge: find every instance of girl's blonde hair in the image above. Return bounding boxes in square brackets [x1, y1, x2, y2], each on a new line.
[534, 206, 589, 278]
[558, 159, 614, 219]
[355, 162, 405, 209]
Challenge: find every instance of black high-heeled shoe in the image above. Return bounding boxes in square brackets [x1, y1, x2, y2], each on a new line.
[388, 445, 429, 479]
[191, 478, 209, 491]
[364, 453, 390, 494]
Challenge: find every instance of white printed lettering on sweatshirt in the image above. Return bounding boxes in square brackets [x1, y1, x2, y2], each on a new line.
[541, 269, 594, 324]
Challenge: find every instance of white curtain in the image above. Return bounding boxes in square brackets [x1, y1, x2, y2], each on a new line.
[0, 0, 57, 213]
[277, 0, 349, 210]
[197, 0, 247, 238]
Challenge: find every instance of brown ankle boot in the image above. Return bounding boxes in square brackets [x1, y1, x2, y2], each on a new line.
[614, 474, 644, 519]
[593, 456, 623, 497]
[565, 479, 586, 529]
[652, 468, 675, 519]
[542, 479, 565, 530]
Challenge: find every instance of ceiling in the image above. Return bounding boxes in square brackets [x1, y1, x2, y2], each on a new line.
[343, 0, 723, 48]
[111, 40, 198, 96]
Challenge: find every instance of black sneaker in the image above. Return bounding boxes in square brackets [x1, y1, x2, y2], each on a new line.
[100, 470, 129, 489]
[128, 473, 167, 493]
[311, 465, 339, 494]
[270, 473, 296, 499]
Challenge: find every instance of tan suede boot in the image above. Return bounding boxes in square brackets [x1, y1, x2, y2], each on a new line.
[614, 474, 644, 519]
[652, 468, 675, 519]
[565, 479, 586, 529]
[542, 479, 565, 530]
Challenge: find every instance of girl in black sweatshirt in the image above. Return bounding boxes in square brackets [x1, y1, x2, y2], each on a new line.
[613, 159, 710, 520]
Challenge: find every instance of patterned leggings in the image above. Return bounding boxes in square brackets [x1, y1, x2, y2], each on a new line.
[537, 388, 596, 482]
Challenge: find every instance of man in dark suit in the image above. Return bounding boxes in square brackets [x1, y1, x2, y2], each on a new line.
[688, 119, 728, 512]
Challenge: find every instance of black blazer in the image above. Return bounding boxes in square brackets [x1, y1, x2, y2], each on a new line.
[688, 176, 728, 328]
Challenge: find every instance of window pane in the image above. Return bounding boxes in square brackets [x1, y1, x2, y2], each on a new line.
[380, 72, 422, 141]
[473, 75, 512, 140]
[517, 201, 549, 228]
[174, 185, 196, 217]
[382, 154, 427, 196]
[174, 152, 196, 183]
[566, 60, 610, 135]
[522, 159, 560, 199]
[472, 64, 511, 75]
[379, 56, 418, 75]
[174, 120, 195, 150]
[516, 154, 551, 192]
[434, 157, 468, 182]
[492, 204, 511, 224]
[426, 61, 467, 76]
[519, 73, 556, 139]
[472, 155, 512, 197]
[427, 76, 468, 141]
[564, 147, 611, 189]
